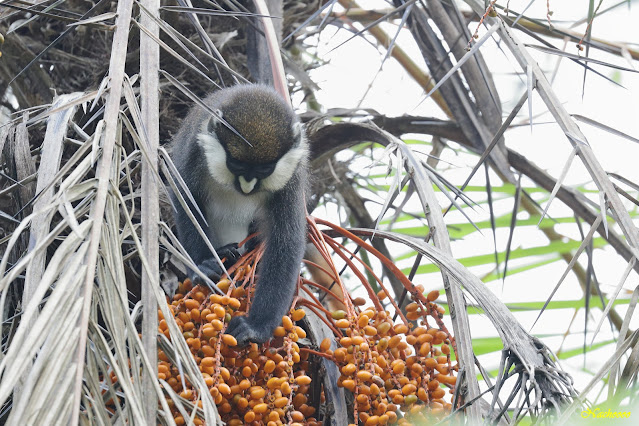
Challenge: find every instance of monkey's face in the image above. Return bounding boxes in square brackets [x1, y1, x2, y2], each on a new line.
[197, 86, 307, 195]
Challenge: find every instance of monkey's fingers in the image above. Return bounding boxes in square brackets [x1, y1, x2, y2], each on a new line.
[216, 243, 241, 265]
[226, 316, 271, 346]
[192, 258, 224, 284]
[242, 234, 262, 253]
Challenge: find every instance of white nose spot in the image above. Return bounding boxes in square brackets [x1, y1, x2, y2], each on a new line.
[238, 176, 257, 194]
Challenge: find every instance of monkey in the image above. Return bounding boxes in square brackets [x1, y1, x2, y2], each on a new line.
[169, 84, 309, 346]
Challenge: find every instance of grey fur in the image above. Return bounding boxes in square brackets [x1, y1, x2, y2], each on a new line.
[169, 84, 308, 345]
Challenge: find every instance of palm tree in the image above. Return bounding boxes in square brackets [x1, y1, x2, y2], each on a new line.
[0, 0, 637, 424]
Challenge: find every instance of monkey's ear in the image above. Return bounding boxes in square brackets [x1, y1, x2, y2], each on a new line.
[292, 120, 304, 142]
[207, 109, 224, 134]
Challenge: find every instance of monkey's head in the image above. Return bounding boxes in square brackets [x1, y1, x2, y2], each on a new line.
[197, 85, 307, 195]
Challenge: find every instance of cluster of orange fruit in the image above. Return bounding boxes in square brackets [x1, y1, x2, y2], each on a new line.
[158, 273, 456, 425]
[321, 289, 456, 425]
[158, 272, 318, 425]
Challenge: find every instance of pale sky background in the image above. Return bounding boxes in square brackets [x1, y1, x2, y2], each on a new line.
[299, 0, 639, 403]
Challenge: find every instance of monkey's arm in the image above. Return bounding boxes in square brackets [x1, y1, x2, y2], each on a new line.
[170, 133, 214, 270]
[226, 168, 307, 345]
[173, 195, 210, 266]
[172, 191, 215, 280]
[172, 183, 239, 282]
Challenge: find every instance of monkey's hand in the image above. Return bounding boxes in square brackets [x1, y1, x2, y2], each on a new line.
[225, 315, 273, 346]
[243, 235, 262, 253]
[217, 243, 241, 264]
[191, 243, 241, 284]
[191, 258, 223, 284]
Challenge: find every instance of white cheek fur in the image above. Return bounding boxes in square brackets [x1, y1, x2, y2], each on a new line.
[197, 132, 234, 187]
[261, 137, 308, 192]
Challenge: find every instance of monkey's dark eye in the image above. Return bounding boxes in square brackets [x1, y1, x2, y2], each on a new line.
[226, 157, 248, 175]
[227, 157, 276, 180]
[254, 163, 276, 177]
